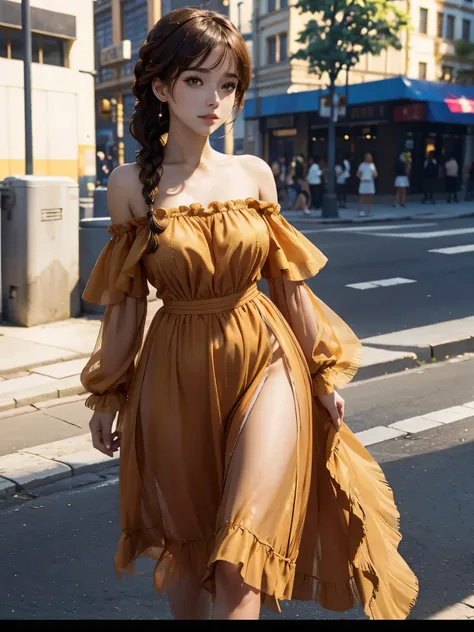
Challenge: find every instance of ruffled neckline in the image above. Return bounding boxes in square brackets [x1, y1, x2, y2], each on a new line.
[108, 198, 281, 235]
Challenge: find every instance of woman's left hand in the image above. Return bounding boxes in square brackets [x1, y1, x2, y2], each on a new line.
[318, 390, 345, 431]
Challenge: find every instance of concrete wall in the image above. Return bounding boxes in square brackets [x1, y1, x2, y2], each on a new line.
[0, 0, 96, 197]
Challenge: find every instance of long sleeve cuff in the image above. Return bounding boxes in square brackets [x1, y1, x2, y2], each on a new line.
[84, 391, 128, 413]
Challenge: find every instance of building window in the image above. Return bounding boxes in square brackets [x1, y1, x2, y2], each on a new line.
[42, 36, 66, 66]
[437, 12, 444, 38]
[462, 19, 471, 41]
[441, 65, 454, 82]
[418, 61, 427, 80]
[94, 9, 113, 83]
[267, 35, 277, 64]
[446, 15, 455, 40]
[0, 27, 65, 65]
[121, 0, 148, 77]
[0, 27, 7, 57]
[267, 0, 287, 11]
[279, 32, 288, 62]
[9, 27, 23, 60]
[419, 8, 428, 34]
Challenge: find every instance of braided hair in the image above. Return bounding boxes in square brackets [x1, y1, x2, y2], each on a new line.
[130, 7, 252, 253]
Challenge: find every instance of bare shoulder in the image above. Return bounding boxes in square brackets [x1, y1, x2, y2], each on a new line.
[106, 163, 141, 224]
[236, 154, 278, 203]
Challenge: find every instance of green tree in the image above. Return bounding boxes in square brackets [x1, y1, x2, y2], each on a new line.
[453, 40, 474, 85]
[292, 0, 408, 216]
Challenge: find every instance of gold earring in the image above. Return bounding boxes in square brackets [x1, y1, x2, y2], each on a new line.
[158, 101, 164, 119]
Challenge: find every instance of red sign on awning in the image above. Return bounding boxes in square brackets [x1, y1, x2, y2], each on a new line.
[393, 103, 425, 122]
[444, 97, 474, 113]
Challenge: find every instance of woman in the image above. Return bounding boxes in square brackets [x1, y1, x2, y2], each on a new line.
[357, 153, 377, 217]
[393, 152, 410, 208]
[293, 156, 311, 215]
[335, 155, 346, 208]
[81, 8, 418, 621]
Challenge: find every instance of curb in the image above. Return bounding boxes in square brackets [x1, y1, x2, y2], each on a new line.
[0, 376, 87, 414]
[0, 352, 90, 379]
[0, 433, 119, 498]
[354, 352, 419, 381]
[281, 210, 474, 225]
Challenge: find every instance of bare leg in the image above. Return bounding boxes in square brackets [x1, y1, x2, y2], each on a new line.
[167, 573, 212, 620]
[367, 195, 373, 214]
[212, 561, 261, 619]
[400, 187, 406, 206]
[394, 188, 400, 205]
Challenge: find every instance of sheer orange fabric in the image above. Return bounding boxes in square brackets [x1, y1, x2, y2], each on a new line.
[80, 199, 418, 619]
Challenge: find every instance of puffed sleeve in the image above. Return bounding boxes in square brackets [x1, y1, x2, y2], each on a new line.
[258, 203, 362, 396]
[80, 221, 150, 413]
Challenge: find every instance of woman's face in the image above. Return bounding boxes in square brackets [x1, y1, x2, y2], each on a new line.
[153, 45, 239, 138]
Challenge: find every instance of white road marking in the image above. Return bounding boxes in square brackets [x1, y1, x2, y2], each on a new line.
[429, 244, 474, 255]
[357, 227, 474, 239]
[421, 405, 474, 424]
[389, 416, 442, 434]
[355, 402, 474, 447]
[321, 223, 438, 233]
[355, 426, 406, 447]
[346, 277, 417, 290]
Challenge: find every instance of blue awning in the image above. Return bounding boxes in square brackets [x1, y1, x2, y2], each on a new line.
[244, 76, 474, 124]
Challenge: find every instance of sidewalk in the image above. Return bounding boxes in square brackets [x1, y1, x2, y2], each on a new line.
[281, 199, 474, 224]
[0, 300, 473, 497]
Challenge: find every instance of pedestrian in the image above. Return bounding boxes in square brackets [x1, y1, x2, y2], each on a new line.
[96, 150, 110, 186]
[422, 151, 437, 204]
[464, 161, 474, 201]
[393, 152, 410, 208]
[294, 155, 311, 214]
[81, 6, 418, 621]
[445, 154, 459, 203]
[335, 155, 346, 208]
[340, 155, 351, 208]
[307, 156, 322, 210]
[357, 152, 377, 217]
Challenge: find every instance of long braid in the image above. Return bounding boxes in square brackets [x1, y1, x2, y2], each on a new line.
[130, 46, 170, 254]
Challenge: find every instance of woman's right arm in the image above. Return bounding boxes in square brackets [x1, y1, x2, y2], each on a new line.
[81, 166, 149, 456]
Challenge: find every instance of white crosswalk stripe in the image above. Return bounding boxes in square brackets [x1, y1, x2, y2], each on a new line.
[429, 244, 474, 255]
[356, 227, 474, 239]
[355, 402, 474, 447]
[321, 222, 438, 233]
[346, 277, 417, 290]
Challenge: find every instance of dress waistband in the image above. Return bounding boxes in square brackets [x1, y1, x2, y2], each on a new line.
[162, 283, 260, 315]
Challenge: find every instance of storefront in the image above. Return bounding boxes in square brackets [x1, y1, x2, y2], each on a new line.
[244, 77, 474, 195]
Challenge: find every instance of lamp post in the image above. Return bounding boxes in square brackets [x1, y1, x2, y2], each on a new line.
[22, 0, 33, 175]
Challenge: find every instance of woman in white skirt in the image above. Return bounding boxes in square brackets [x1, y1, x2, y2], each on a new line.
[357, 153, 377, 217]
[393, 152, 411, 208]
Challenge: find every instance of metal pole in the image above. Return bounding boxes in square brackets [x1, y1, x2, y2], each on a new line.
[22, 0, 33, 175]
[322, 80, 339, 218]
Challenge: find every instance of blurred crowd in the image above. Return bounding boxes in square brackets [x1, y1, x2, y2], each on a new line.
[271, 153, 474, 217]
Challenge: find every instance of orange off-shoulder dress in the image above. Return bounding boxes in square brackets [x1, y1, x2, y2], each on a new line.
[81, 198, 418, 619]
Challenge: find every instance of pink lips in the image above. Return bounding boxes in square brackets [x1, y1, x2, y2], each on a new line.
[199, 114, 218, 122]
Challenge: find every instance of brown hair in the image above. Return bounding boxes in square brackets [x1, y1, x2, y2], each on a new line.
[130, 7, 252, 253]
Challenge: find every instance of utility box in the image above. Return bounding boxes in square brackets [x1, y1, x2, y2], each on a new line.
[1, 176, 80, 327]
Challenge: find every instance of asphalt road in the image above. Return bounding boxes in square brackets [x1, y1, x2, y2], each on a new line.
[1, 357, 473, 620]
[273, 217, 474, 339]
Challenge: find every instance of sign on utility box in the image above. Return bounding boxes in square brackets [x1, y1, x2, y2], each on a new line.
[0, 176, 80, 327]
